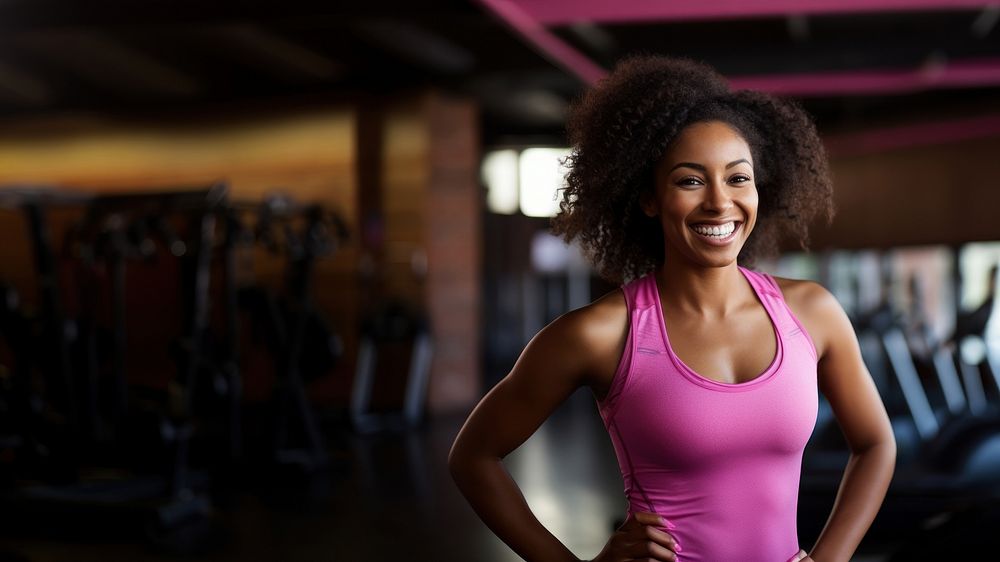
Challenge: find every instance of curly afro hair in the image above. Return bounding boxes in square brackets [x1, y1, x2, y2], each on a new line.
[550, 55, 834, 286]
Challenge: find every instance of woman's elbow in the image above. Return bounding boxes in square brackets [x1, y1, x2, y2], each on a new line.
[850, 430, 897, 471]
[448, 439, 468, 480]
[878, 420, 897, 461]
[884, 430, 897, 457]
[448, 438, 482, 480]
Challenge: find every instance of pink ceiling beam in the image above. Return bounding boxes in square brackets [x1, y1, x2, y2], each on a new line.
[513, 0, 997, 25]
[480, 0, 1000, 95]
[476, 0, 608, 84]
[731, 56, 1000, 97]
[825, 113, 1000, 157]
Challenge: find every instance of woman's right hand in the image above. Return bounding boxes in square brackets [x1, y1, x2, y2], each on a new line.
[590, 511, 682, 562]
[789, 549, 813, 562]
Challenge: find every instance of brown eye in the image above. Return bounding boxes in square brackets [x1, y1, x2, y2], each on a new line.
[730, 175, 751, 184]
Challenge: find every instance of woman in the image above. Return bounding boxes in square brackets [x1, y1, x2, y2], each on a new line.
[449, 56, 896, 562]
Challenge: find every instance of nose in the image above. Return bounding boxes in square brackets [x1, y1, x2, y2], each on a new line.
[701, 180, 734, 213]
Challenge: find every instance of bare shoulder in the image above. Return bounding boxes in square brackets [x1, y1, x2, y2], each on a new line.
[773, 276, 835, 313]
[772, 275, 848, 359]
[568, 287, 628, 355]
[577, 286, 628, 338]
[556, 287, 629, 392]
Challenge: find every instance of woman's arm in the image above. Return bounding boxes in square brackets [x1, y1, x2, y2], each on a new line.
[450, 294, 679, 562]
[448, 302, 618, 562]
[791, 282, 897, 562]
[447, 317, 582, 562]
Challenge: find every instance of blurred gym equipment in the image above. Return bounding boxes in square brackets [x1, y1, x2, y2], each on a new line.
[0, 185, 227, 553]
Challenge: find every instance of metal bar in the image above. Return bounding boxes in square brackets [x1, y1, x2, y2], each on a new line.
[513, 0, 996, 25]
[350, 339, 377, 432]
[731, 57, 1000, 98]
[23, 202, 78, 430]
[960, 356, 989, 415]
[932, 348, 967, 415]
[476, 0, 607, 85]
[824, 113, 1000, 157]
[403, 334, 434, 426]
[986, 344, 1000, 400]
[882, 329, 939, 440]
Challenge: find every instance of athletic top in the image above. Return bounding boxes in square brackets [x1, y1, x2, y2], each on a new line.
[596, 266, 819, 562]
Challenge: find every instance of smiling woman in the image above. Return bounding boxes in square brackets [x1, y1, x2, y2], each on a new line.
[449, 55, 896, 562]
[551, 56, 835, 284]
[645, 121, 759, 267]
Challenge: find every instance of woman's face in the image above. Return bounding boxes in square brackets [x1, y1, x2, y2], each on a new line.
[643, 120, 758, 269]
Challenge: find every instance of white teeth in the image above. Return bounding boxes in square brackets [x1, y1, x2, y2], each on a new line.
[691, 222, 736, 237]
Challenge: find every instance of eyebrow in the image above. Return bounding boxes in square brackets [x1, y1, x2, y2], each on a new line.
[669, 158, 751, 173]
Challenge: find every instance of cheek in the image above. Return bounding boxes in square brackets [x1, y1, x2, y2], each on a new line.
[662, 191, 697, 217]
[741, 188, 760, 214]
[663, 206, 694, 234]
[739, 189, 759, 234]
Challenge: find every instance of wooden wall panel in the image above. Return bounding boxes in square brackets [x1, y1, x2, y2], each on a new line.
[805, 135, 1000, 251]
[0, 110, 360, 405]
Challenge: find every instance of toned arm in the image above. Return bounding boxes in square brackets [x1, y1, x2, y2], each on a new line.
[448, 293, 627, 562]
[782, 280, 897, 562]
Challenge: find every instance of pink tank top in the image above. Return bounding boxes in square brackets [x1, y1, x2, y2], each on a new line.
[597, 266, 819, 562]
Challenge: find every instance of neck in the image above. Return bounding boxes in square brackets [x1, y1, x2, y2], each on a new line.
[654, 261, 748, 320]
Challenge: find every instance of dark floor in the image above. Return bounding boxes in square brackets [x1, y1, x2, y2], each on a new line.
[0, 389, 619, 562]
[0, 388, 974, 561]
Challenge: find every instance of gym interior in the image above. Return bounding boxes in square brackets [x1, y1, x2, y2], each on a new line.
[1, 1, 1000, 561]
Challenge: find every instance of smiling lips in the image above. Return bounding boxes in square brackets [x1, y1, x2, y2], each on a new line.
[689, 221, 742, 245]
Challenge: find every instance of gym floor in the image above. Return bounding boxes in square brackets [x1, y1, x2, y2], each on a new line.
[1, 389, 895, 562]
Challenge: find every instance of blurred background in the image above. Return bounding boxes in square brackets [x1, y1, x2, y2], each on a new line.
[0, 0, 999, 560]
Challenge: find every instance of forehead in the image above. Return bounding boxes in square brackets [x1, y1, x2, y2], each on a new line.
[660, 120, 753, 166]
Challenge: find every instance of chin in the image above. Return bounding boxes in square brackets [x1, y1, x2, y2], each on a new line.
[676, 252, 739, 269]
